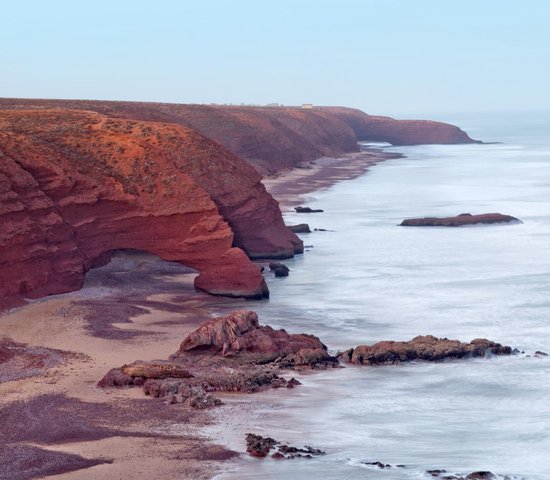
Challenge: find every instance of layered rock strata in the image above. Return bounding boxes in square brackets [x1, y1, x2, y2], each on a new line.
[0, 99, 479, 174]
[322, 107, 480, 146]
[0, 109, 280, 303]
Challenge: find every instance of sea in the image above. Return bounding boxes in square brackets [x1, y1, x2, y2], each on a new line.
[200, 111, 550, 480]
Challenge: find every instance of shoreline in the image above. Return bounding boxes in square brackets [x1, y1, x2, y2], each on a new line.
[0, 146, 401, 479]
[263, 146, 402, 209]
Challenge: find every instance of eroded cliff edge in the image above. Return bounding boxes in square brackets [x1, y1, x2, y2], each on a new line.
[0, 109, 293, 304]
[0, 99, 479, 174]
[0, 100, 479, 307]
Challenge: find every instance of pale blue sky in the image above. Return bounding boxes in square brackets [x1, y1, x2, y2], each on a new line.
[2, 0, 549, 116]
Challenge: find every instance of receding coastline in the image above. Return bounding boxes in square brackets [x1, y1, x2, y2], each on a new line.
[0, 102, 491, 479]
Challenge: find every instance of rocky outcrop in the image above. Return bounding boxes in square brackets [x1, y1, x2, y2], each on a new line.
[400, 213, 521, 227]
[295, 206, 324, 213]
[268, 262, 290, 277]
[173, 310, 334, 366]
[0, 109, 278, 303]
[98, 310, 337, 406]
[323, 107, 480, 145]
[245, 433, 325, 459]
[338, 335, 513, 365]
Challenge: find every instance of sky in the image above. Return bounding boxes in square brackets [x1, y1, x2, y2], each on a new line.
[2, 0, 549, 116]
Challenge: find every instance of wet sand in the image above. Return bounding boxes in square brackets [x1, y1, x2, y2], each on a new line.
[263, 147, 401, 208]
[0, 252, 237, 480]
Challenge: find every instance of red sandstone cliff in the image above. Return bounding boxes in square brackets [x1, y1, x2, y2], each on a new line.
[0, 100, 479, 306]
[0, 100, 479, 175]
[0, 109, 280, 304]
[0, 100, 359, 174]
[322, 107, 479, 146]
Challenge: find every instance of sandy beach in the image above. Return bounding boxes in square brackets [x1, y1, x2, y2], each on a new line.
[0, 148, 396, 480]
[263, 147, 400, 208]
[0, 253, 238, 480]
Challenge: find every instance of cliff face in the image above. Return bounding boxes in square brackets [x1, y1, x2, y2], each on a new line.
[0, 109, 279, 303]
[0, 99, 479, 174]
[0, 100, 479, 306]
[0, 99, 360, 174]
[322, 107, 479, 146]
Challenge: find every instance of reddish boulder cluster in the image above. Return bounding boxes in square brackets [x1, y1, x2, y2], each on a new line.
[98, 310, 337, 407]
[0, 109, 293, 303]
[173, 310, 336, 367]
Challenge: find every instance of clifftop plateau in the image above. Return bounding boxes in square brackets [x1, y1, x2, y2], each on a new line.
[0, 99, 479, 174]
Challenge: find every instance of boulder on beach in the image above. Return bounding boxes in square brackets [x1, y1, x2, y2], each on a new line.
[294, 206, 324, 213]
[339, 335, 513, 365]
[400, 213, 521, 227]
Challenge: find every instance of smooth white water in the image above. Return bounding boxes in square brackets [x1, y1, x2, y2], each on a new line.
[206, 112, 550, 479]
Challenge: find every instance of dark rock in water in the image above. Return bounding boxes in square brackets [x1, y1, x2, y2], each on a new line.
[427, 470, 448, 477]
[466, 472, 496, 480]
[286, 377, 301, 388]
[362, 461, 392, 469]
[288, 224, 311, 233]
[269, 262, 290, 277]
[294, 206, 324, 213]
[269, 261, 289, 271]
[535, 350, 548, 356]
[339, 335, 513, 365]
[245, 433, 325, 459]
[245, 433, 278, 457]
[360, 463, 500, 480]
[314, 228, 334, 232]
[400, 212, 521, 227]
[274, 267, 289, 277]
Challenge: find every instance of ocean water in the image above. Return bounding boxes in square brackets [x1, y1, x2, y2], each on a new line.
[207, 112, 550, 479]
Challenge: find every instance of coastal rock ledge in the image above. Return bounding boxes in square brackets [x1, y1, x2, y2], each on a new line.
[338, 335, 513, 365]
[400, 213, 521, 227]
[98, 310, 338, 406]
[0, 109, 304, 305]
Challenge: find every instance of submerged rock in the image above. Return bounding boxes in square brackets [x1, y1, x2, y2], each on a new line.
[339, 335, 512, 365]
[427, 469, 497, 480]
[294, 206, 324, 213]
[245, 433, 325, 459]
[288, 224, 311, 233]
[400, 213, 521, 227]
[269, 262, 290, 277]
